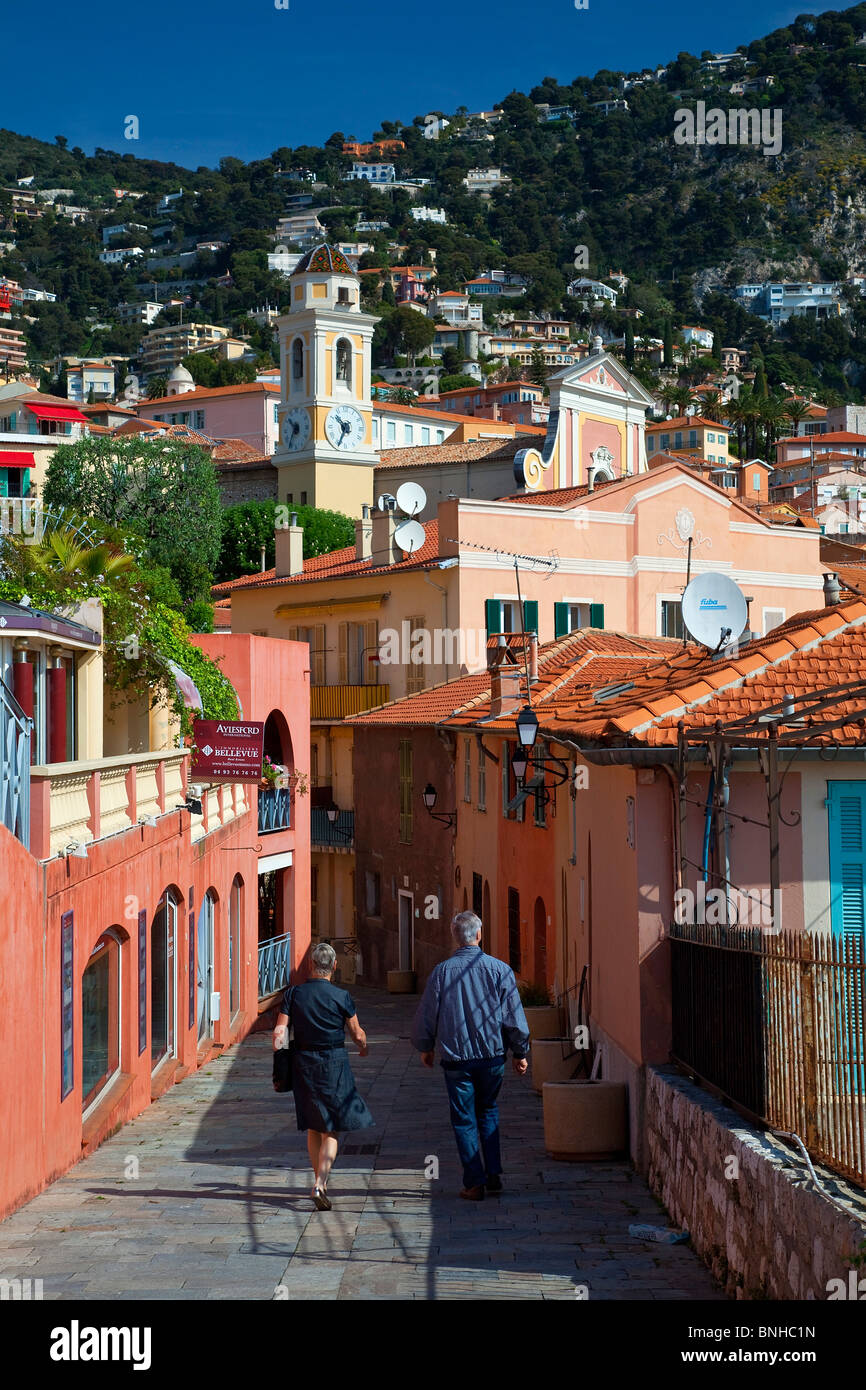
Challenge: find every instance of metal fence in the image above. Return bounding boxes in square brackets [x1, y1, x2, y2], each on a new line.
[670, 923, 866, 1187]
[310, 808, 354, 847]
[258, 787, 291, 835]
[0, 676, 30, 850]
[258, 931, 291, 1000]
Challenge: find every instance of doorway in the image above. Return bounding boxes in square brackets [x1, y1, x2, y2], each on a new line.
[197, 892, 215, 1042]
[398, 891, 414, 971]
[151, 892, 177, 1072]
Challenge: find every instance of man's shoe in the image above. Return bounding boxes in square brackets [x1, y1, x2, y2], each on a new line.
[485, 1174, 503, 1195]
[459, 1185, 485, 1201]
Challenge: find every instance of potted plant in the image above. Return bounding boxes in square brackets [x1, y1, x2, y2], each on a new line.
[519, 980, 563, 1041]
[260, 755, 283, 790]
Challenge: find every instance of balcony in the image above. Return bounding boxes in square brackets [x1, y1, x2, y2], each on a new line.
[28, 751, 249, 860]
[258, 931, 291, 1000]
[258, 786, 292, 834]
[311, 807, 354, 848]
[310, 684, 389, 720]
[0, 676, 31, 849]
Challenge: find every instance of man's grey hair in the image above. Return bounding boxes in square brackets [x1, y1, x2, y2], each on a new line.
[452, 911, 482, 946]
[311, 942, 337, 973]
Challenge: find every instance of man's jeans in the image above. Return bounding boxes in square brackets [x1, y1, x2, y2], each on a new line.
[442, 1058, 505, 1189]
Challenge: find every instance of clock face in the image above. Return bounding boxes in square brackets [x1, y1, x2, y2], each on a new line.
[282, 407, 311, 451]
[325, 405, 365, 452]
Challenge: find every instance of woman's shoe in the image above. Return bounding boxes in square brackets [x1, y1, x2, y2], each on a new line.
[312, 1185, 332, 1211]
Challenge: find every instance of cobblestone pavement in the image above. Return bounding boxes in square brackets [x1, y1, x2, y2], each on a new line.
[0, 988, 723, 1301]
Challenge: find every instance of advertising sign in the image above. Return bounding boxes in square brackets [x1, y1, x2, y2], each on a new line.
[190, 720, 265, 782]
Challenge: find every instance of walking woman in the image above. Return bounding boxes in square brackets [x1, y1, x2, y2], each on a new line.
[273, 942, 374, 1210]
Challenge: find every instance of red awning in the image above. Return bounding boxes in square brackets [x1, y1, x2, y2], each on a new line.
[24, 402, 88, 423]
[0, 451, 35, 469]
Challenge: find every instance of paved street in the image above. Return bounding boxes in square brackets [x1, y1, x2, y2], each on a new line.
[0, 988, 722, 1300]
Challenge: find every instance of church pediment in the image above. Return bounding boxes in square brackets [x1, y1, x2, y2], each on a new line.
[554, 352, 655, 407]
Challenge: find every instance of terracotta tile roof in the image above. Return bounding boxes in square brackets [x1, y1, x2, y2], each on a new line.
[646, 415, 727, 431]
[375, 399, 528, 428]
[376, 435, 538, 470]
[213, 519, 444, 596]
[523, 600, 866, 748]
[138, 383, 279, 408]
[777, 432, 866, 446]
[351, 631, 677, 728]
[211, 438, 270, 465]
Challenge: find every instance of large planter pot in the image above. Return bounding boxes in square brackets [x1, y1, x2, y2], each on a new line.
[530, 1038, 578, 1093]
[542, 1081, 628, 1161]
[387, 969, 416, 994]
[523, 1004, 563, 1039]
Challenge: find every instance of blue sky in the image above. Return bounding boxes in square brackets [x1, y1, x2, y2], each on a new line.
[4, 1, 811, 168]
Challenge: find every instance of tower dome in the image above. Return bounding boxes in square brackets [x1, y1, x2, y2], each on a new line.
[291, 243, 358, 278]
[167, 363, 195, 396]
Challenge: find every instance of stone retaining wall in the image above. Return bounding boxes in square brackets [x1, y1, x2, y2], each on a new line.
[646, 1066, 866, 1300]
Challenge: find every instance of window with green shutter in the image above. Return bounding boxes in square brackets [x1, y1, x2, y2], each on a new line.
[554, 602, 569, 639]
[829, 782, 866, 943]
[589, 603, 605, 629]
[523, 600, 538, 634]
[485, 598, 500, 637]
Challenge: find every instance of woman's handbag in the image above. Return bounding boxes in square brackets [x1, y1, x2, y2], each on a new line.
[272, 987, 295, 1093]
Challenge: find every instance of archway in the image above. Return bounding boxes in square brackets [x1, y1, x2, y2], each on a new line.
[263, 709, 294, 774]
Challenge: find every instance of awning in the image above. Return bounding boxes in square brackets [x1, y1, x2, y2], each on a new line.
[0, 451, 35, 469]
[23, 402, 89, 424]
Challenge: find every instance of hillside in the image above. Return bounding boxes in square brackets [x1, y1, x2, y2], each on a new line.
[4, 4, 866, 398]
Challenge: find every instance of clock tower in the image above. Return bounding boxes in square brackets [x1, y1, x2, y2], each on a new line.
[273, 244, 379, 517]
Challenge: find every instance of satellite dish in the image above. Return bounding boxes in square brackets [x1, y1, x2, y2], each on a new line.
[376, 494, 397, 512]
[393, 519, 426, 555]
[396, 481, 427, 516]
[681, 573, 748, 649]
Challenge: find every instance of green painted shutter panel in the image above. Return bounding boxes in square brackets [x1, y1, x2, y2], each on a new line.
[589, 603, 605, 630]
[554, 602, 569, 639]
[523, 600, 538, 635]
[485, 599, 499, 637]
[829, 783, 866, 942]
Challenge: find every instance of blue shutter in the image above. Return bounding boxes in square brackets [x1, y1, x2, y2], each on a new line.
[589, 603, 605, 630]
[828, 782, 866, 942]
[523, 600, 538, 635]
[485, 599, 499, 637]
[554, 602, 569, 639]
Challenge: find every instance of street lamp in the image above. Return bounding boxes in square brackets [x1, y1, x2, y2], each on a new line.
[511, 708, 573, 800]
[422, 783, 456, 828]
[516, 705, 539, 749]
[325, 802, 351, 841]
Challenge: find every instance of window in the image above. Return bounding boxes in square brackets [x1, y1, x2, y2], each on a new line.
[472, 872, 483, 917]
[336, 338, 352, 386]
[661, 599, 684, 639]
[292, 337, 304, 380]
[421, 427, 430, 445]
[194, 410, 205, 429]
[82, 930, 121, 1114]
[533, 743, 547, 827]
[386, 421, 396, 444]
[478, 742, 486, 810]
[340, 620, 378, 684]
[753, 472, 761, 491]
[372, 418, 379, 443]
[507, 887, 521, 971]
[288, 624, 326, 685]
[647, 436, 655, 451]
[405, 615, 425, 694]
[554, 602, 603, 636]
[365, 870, 381, 917]
[464, 738, 472, 802]
[435, 430, 445, 444]
[707, 432, 715, 443]
[404, 424, 414, 444]
[827, 782, 866, 945]
[399, 738, 413, 843]
[150, 892, 177, 1072]
[229, 877, 242, 1017]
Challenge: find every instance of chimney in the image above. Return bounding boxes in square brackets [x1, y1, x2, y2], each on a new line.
[488, 638, 523, 718]
[371, 508, 399, 566]
[275, 510, 304, 577]
[823, 572, 841, 606]
[355, 503, 372, 561]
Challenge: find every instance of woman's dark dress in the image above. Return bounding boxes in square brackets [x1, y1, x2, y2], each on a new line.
[284, 979, 374, 1133]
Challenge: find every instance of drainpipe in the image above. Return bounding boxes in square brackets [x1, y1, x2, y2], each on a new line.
[423, 570, 449, 679]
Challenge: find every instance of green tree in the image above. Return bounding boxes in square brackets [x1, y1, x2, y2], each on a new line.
[753, 356, 768, 398]
[624, 319, 635, 368]
[43, 435, 222, 604]
[528, 349, 548, 387]
[215, 501, 356, 581]
[663, 320, 674, 369]
[147, 375, 167, 399]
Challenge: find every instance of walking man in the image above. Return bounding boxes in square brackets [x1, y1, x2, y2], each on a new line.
[411, 910, 530, 1201]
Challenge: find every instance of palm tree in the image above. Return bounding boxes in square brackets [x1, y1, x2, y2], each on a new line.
[657, 384, 680, 416]
[758, 395, 787, 459]
[784, 397, 811, 437]
[701, 390, 723, 422]
[146, 375, 167, 400]
[670, 386, 695, 416]
[34, 528, 134, 585]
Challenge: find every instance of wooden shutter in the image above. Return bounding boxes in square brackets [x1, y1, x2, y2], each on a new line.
[485, 598, 500, 637]
[399, 738, 413, 843]
[589, 603, 605, 630]
[286, 626, 298, 641]
[364, 619, 378, 685]
[829, 783, 866, 942]
[523, 600, 538, 635]
[554, 602, 569, 639]
[313, 624, 325, 686]
[338, 622, 348, 683]
[406, 615, 425, 695]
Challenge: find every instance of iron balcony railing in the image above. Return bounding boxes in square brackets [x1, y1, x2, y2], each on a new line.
[258, 931, 291, 1000]
[311, 807, 354, 847]
[0, 675, 31, 850]
[258, 787, 291, 835]
[670, 922, 866, 1188]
